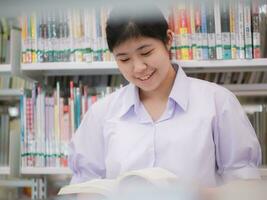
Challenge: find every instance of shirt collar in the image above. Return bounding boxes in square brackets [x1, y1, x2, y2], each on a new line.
[118, 83, 140, 118]
[169, 63, 190, 111]
[118, 63, 190, 118]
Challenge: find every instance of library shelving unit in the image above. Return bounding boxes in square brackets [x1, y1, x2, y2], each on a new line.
[0, 27, 21, 177]
[0, 28, 45, 200]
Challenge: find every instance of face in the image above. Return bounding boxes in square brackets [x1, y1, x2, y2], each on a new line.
[113, 32, 173, 93]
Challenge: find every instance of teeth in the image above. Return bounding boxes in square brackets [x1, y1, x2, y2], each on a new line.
[138, 71, 154, 81]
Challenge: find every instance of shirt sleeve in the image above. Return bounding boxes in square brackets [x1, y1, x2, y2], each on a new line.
[68, 105, 106, 184]
[213, 89, 262, 183]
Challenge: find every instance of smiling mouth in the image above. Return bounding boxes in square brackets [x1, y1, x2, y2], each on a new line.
[137, 70, 155, 81]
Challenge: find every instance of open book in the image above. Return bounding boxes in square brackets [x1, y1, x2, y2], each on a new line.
[58, 167, 178, 198]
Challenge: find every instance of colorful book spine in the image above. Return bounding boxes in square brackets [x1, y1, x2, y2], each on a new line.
[31, 13, 37, 63]
[178, 1, 190, 60]
[37, 13, 43, 62]
[206, 0, 216, 60]
[237, 0, 245, 59]
[26, 15, 32, 63]
[200, 2, 209, 60]
[221, 0, 232, 59]
[189, 0, 197, 60]
[244, 0, 253, 59]
[252, 0, 261, 58]
[195, 1, 202, 60]
[173, 6, 181, 60]
[229, 1, 237, 59]
[168, 8, 176, 60]
[20, 16, 27, 63]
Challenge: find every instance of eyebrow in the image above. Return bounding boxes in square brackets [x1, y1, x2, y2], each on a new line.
[115, 44, 152, 57]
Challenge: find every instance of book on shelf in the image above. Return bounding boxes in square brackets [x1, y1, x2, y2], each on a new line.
[0, 104, 20, 168]
[20, 8, 113, 64]
[168, 0, 267, 60]
[20, 75, 124, 168]
[259, 0, 267, 58]
[58, 167, 179, 198]
[19, 1, 267, 64]
[0, 75, 33, 90]
[244, 104, 267, 165]
[0, 107, 10, 167]
[187, 71, 267, 85]
[0, 18, 11, 64]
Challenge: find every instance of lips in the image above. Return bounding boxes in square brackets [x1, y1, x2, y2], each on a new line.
[136, 70, 155, 81]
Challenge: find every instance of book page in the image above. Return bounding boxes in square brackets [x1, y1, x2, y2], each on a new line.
[117, 168, 178, 187]
[58, 179, 116, 196]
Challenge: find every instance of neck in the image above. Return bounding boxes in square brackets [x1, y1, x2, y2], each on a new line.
[139, 63, 176, 102]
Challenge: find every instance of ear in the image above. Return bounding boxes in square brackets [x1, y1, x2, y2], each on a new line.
[166, 29, 174, 51]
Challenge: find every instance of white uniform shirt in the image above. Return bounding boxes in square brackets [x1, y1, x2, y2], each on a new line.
[68, 64, 261, 186]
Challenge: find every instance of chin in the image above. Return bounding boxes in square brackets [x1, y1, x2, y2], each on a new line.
[138, 84, 159, 92]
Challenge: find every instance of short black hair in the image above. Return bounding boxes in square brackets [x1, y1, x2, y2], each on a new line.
[106, 5, 169, 52]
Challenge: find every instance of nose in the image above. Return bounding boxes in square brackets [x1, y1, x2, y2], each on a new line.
[132, 58, 147, 74]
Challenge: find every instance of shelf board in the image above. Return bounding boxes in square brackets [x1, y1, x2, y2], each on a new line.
[20, 167, 72, 175]
[259, 167, 267, 177]
[0, 89, 24, 100]
[0, 166, 10, 175]
[0, 179, 34, 187]
[21, 61, 120, 77]
[175, 59, 267, 73]
[0, 64, 11, 73]
[18, 167, 267, 177]
[20, 59, 267, 78]
[223, 84, 267, 96]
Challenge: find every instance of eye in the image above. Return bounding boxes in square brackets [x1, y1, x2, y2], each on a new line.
[120, 58, 130, 62]
[141, 50, 153, 56]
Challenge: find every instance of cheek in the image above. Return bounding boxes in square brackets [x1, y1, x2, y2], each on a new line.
[118, 66, 133, 81]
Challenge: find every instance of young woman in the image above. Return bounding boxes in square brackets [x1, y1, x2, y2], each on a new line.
[68, 5, 261, 187]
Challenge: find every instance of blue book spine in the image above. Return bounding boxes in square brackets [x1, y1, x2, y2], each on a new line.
[201, 3, 209, 60]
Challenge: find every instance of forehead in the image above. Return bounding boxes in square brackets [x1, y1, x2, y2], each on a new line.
[113, 36, 161, 54]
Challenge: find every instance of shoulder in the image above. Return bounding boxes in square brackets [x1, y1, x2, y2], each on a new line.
[188, 77, 241, 112]
[189, 77, 235, 99]
[89, 84, 130, 120]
